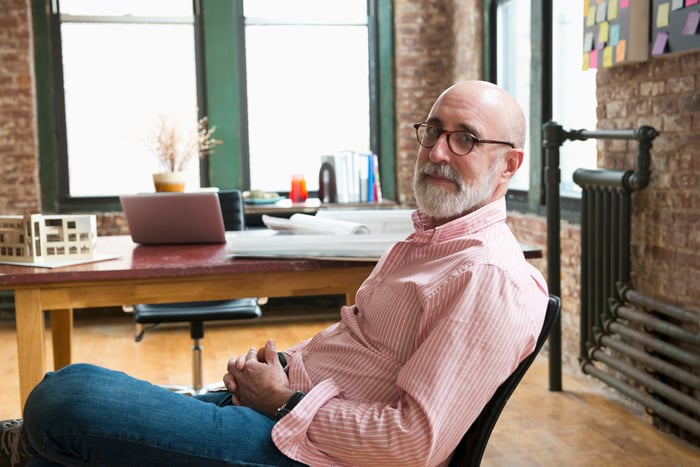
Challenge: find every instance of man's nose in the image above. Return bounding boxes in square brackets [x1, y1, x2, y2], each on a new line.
[428, 133, 452, 163]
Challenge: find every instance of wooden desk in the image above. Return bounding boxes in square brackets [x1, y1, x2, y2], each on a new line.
[0, 235, 375, 407]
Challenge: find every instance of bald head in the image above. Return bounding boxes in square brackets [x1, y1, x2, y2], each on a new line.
[430, 80, 526, 148]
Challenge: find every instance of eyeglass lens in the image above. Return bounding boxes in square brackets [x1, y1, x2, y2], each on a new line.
[416, 124, 475, 155]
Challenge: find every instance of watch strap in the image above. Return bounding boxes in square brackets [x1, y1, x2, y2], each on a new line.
[275, 391, 305, 421]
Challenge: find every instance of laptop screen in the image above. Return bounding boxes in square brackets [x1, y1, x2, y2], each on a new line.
[120, 192, 226, 244]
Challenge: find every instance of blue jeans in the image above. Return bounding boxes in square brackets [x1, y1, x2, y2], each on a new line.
[23, 364, 307, 466]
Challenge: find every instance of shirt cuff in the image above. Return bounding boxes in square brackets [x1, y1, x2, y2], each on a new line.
[271, 378, 341, 459]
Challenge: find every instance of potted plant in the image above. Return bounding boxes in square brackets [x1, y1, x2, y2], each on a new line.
[147, 114, 222, 192]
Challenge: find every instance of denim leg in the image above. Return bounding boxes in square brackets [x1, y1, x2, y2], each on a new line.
[23, 364, 306, 467]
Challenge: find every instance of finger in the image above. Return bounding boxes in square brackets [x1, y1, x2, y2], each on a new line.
[222, 372, 236, 393]
[263, 339, 279, 366]
[235, 353, 247, 371]
[227, 357, 239, 374]
[246, 346, 257, 360]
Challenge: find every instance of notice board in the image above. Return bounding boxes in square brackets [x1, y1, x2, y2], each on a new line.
[651, 0, 700, 56]
[583, 0, 650, 69]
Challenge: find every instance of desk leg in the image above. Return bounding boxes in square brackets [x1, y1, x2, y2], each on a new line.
[14, 289, 46, 408]
[50, 308, 73, 370]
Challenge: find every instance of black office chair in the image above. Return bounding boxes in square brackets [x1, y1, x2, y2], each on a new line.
[448, 294, 561, 467]
[131, 190, 262, 395]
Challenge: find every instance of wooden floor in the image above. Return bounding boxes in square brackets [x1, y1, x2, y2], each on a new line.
[1, 310, 699, 466]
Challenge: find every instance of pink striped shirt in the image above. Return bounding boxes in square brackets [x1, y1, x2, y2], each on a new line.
[272, 199, 549, 466]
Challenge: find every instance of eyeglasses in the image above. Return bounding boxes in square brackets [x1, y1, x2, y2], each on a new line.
[413, 122, 515, 156]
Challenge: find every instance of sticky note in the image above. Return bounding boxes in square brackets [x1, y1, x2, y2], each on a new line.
[597, 1, 608, 23]
[587, 5, 597, 26]
[603, 46, 614, 67]
[652, 31, 669, 55]
[671, 0, 684, 10]
[599, 21, 610, 43]
[656, 3, 670, 28]
[682, 11, 700, 35]
[583, 52, 590, 71]
[687, 0, 699, 6]
[616, 39, 627, 62]
[584, 1, 590, 17]
[620, 0, 630, 7]
[589, 48, 599, 68]
[610, 23, 620, 45]
[584, 31, 596, 51]
[607, 0, 619, 20]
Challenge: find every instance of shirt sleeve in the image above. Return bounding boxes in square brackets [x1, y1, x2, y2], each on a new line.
[272, 264, 548, 467]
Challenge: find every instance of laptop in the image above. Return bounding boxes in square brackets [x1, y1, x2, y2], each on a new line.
[120, 192, 226, 244]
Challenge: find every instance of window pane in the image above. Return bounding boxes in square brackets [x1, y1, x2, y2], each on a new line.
[552, 1, 597, 197]
[497, 0, 531, 191]
[59, 0, 192, 17]
[245, 25, 370, 193]
[61, 22, 200, 196]
[243, 0, 366, 23]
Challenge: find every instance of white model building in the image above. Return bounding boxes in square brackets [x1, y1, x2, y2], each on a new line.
[0, 214, 97, 264]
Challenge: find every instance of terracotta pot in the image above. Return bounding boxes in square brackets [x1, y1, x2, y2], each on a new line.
[152, 172, 186, 192]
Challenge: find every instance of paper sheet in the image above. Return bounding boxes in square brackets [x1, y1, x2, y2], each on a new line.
[262, 213, 371, 235]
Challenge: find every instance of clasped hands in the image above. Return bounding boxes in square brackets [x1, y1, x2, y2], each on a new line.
[223, 339, 295, 418]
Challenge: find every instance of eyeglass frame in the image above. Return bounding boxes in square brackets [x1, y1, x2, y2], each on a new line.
[413, 122, 515, 156]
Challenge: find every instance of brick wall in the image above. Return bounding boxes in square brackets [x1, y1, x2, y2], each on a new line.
[0, 0, 40, 215]
[597, 52, 700, 313]
[393, 0, 482, 206]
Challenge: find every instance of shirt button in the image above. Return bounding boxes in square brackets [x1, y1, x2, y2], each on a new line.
[376, 277, 383, 283]
[302, 350, 309, 358]
[338, 322, 347, 330]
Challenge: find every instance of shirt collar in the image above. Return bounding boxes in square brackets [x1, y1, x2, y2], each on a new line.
[410, 198, 507, 242]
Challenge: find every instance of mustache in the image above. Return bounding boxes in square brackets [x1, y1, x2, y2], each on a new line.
[418, 163, 463, 188]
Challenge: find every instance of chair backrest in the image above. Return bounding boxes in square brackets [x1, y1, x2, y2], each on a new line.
[217, 190, 245, 232]
[448, 294, 561, 467]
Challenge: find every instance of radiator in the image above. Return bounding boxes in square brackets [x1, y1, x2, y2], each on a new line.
[570, 130, 700, 444]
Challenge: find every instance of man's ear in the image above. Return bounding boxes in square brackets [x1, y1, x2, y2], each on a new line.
[502, 148, 524, 178]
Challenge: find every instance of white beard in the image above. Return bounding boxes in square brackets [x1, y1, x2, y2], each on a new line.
[413, 162, 499, 220]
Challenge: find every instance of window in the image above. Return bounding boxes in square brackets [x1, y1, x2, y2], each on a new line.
[40, 0, 387, 210]
[243, 0, 372, 193]
[494, 0, 597, 200]
[52, 0, 200, 199]
[496, 0, 531, 192]
[551, 1, 597, 196]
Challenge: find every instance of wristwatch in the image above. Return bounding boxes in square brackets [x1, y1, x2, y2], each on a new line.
[275, 391, 305, 421]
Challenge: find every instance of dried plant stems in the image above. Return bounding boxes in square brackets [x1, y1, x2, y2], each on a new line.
[148, 114, 222, 172]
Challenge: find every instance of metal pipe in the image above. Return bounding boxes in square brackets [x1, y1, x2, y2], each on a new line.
[613, 305, 700, 345]
[590, 349, 700, 416]
[542, 120, 564, 391]
[606, 321, 700, 368]
[581, 361, 700, 437]
[573, 168, 630, 189]
[598, 334, 700, 389]
[620, 285, 700, 325]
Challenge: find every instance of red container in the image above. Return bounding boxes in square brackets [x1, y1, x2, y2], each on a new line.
[290, 174, 308, 203]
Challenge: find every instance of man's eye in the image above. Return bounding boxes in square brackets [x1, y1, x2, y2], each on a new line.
[455, 132, 475, 144]
[426, 126, 440, 137]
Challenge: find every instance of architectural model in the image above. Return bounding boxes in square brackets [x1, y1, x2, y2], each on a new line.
[0, 214, 97, 264]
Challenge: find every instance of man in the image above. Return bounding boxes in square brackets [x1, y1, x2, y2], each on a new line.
[17, 80, 547, 466]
